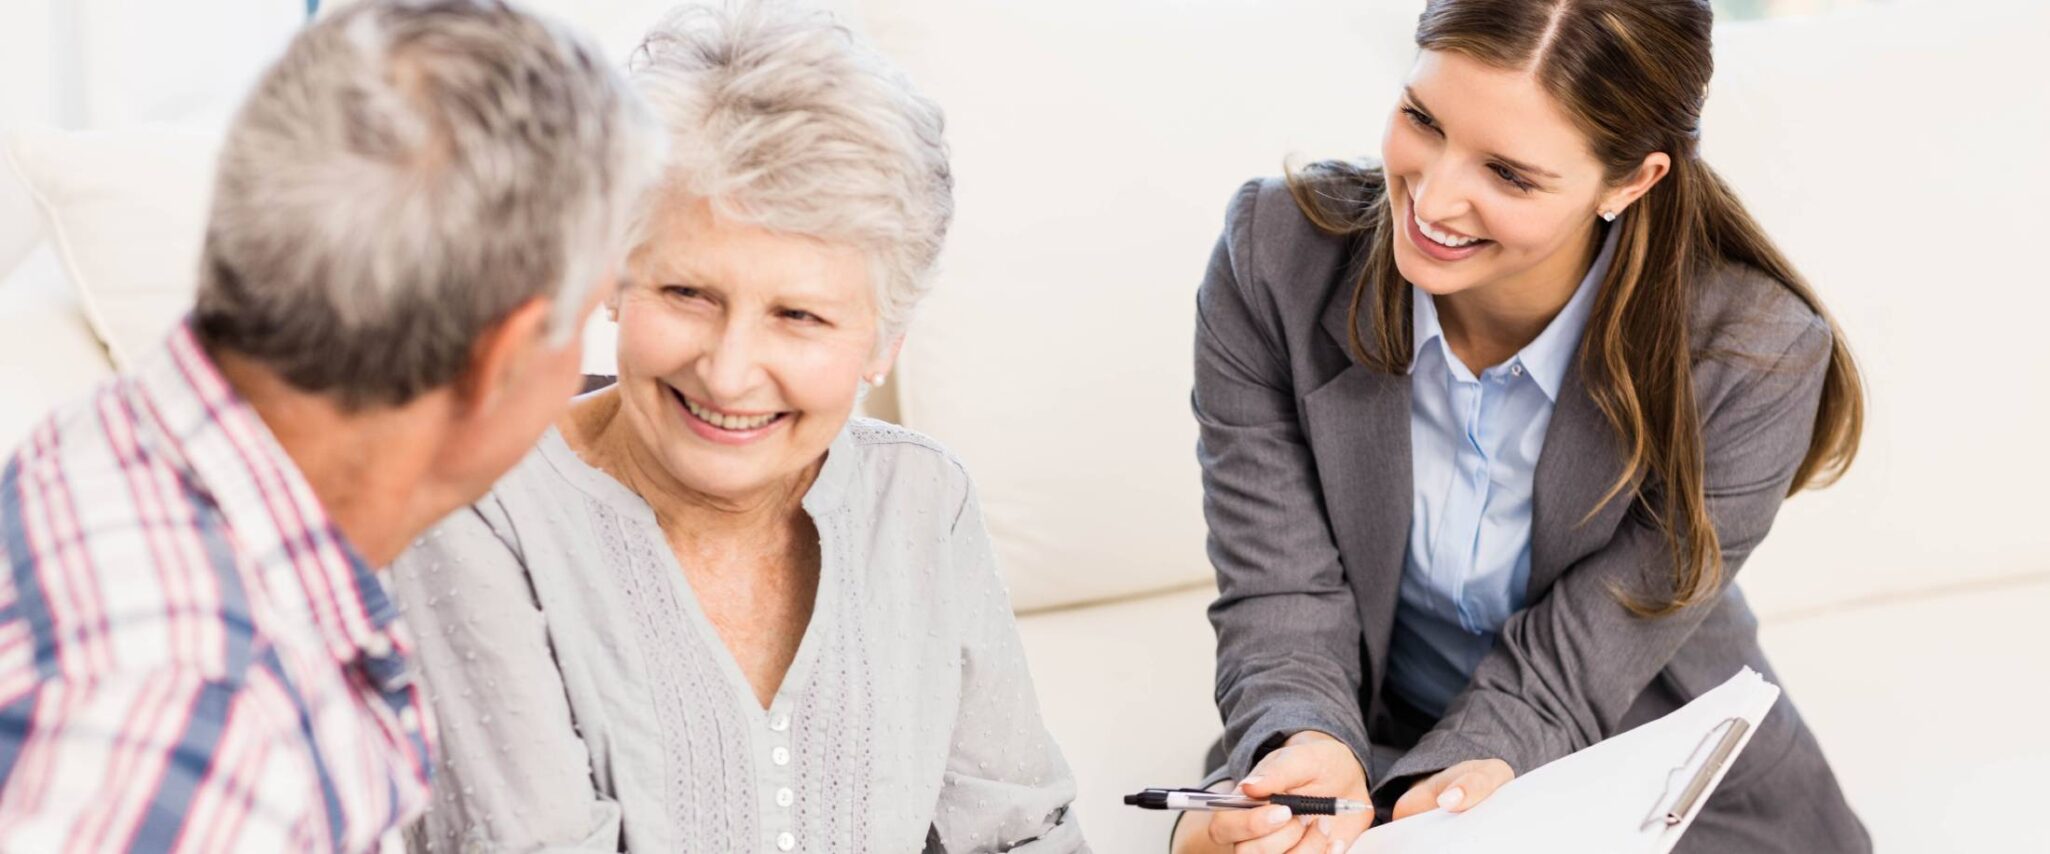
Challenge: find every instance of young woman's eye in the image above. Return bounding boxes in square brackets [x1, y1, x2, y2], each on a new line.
[1401, 106, 1439, 133]
[1488, 163, 1535, 192]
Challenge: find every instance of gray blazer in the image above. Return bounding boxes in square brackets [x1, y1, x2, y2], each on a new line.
[1195, 176, 1869, 852]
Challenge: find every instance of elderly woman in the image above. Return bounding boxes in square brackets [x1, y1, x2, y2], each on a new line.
[389, 4, 1084, 853]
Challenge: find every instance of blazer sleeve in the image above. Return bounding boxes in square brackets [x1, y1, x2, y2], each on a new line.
[1195, 179, 1374, 782]
[1384, 312, 1835, 787]
[390, 498, 623, 853]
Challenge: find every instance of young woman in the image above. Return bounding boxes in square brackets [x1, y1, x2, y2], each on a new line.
[1176, 2, 1867, 852]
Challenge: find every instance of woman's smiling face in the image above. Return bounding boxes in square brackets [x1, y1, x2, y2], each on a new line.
[611, 195, 893, 504]
[1381, 49, 1615, 300]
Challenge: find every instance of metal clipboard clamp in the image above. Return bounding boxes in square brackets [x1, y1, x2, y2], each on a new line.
[1641, 716, 1750, 830]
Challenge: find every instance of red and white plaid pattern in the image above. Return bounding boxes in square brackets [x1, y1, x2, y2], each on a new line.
[0, 323, 435, 853]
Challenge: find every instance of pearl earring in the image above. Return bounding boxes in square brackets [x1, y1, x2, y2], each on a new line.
[868, 373, 886, 388]
[1600, 210, 1619, 222]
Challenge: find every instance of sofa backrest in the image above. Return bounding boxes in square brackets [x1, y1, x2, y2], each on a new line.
[1695, 0, 2050, 615]
[875, 0, 2050, 615]
[7, 0, 2044, 619]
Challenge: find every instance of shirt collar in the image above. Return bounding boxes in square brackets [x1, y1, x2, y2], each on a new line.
[799, 419, 861, 516]
[1410, 222, 1620, 401]
[133, 320, 399, 666]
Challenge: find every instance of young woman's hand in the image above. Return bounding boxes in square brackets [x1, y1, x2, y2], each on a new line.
[1171, 731, 1373, 854]
[1389, 758, 1515, 820]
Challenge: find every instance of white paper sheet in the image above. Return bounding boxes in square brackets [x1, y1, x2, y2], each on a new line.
[1350, 668, 1782, 854]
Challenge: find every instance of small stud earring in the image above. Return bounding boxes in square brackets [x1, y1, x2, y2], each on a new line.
[869, 373, 886, 388]
[1600, 210, 1618, 222]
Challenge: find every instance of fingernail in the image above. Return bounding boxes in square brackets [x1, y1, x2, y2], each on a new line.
[1242, 775, 1265, 788]
[1328, 840, 1345, 854]
[1317, 816, 1333, 836]
[1265, 805, 1293, 825]
[1437, 786, 1465, 810]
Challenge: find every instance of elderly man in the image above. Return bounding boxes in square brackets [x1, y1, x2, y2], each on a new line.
[0, 1, 663, 850]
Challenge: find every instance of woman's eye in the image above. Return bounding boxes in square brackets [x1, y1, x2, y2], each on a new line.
[779, 308, 823, 324]
[1488, 163, 1534, 191]
[663, 285, 704, 300]
[1401, 107, 1438, 132]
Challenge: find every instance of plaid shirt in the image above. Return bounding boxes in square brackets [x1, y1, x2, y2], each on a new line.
[0, 323, 435, 853]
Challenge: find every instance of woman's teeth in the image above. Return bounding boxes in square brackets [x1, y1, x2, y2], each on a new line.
[1417, 211, 1482, 248]
[683, 397, 779, 430]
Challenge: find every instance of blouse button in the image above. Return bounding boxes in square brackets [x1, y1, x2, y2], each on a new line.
[770, 713, 790, 732]
[776, 787, 794, 808]
[771, 746, 790, 766]
[776, 831, 796, 851]
[400, 706, 421, 732]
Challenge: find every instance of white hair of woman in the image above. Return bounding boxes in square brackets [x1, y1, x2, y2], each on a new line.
[627, 0, 954, 345]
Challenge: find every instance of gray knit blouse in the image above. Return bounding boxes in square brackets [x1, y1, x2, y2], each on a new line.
[389, 418, 1086, 853]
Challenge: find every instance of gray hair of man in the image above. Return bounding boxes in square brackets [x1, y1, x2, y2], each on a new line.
[628, 1, 953, 348]
[194, 0, 668, 409]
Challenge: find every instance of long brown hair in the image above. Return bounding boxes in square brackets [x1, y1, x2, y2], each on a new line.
[1286, 0, 1863, 616]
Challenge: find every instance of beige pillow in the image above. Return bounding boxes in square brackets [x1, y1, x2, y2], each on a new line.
[0, 246, 118, 452]
[4, 126, 219, 368]
[860, 0, 1422, 612]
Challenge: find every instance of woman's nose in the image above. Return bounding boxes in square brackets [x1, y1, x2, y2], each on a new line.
[697, 324, 765, 401]
[1409, 162, 1473, 226]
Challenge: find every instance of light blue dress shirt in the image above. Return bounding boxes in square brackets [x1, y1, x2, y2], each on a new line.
[1385, 225, 1620, 719]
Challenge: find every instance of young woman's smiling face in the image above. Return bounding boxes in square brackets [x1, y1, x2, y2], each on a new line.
[1382, 49, 1621, 300]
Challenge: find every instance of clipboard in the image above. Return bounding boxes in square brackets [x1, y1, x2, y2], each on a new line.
[1350, 668, 1781, 854]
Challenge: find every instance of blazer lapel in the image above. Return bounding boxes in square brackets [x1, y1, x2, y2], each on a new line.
[1306, 286, 1410, 703]
[1529, 361, 1634, 596]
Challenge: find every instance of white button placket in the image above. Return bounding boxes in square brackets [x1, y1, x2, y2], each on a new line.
[766, 706, 795, 851]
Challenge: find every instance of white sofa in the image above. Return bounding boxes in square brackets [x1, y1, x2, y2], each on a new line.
[4, 1, 2046, 851]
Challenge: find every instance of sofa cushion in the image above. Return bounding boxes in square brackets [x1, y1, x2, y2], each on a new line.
[0, 245, 116, 451]
[1014, 583, 1221, 854]
[1755, 578, 2050, 853]
[4, 125, 218, 368]
[0, 143, 38, 277]
[1700, 0, 2050, 616]
[856, 0, 1423, 612]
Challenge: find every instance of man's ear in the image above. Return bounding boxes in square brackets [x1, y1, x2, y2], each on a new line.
[456, 296, 553, 414]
